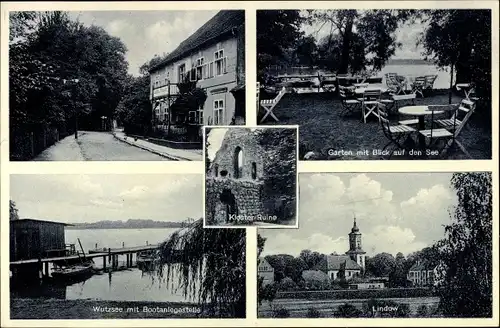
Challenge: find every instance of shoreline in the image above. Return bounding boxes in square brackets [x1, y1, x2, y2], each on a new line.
[10, 298, 209, 319]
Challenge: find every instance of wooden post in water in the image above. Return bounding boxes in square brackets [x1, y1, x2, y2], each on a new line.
[108, 249, 111, 264]
[103, 256, 107, 270]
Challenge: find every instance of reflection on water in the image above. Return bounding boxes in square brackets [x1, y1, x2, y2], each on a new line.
[11, 267, 198, 303]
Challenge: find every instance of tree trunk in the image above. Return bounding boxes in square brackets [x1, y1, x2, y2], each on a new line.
[449, 63, 454, 105]
[339, 17, 354, 74]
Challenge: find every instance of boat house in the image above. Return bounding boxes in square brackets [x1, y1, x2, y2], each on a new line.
[10, 218, 72, 261]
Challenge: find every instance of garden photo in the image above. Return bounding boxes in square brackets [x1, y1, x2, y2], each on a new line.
[257, 9, 492, 160]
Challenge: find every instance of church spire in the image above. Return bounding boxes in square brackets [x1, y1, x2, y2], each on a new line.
[351, 216, 359, 233]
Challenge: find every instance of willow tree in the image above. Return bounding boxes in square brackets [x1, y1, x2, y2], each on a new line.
[156, 219, 246, 318]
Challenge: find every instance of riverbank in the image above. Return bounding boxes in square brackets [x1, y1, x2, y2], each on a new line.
[10, 298, 207, 319]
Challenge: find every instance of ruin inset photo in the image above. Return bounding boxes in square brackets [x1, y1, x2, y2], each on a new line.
[204, 126, 298, 227]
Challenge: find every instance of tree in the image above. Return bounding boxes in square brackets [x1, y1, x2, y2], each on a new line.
[257, 10, 304, 80]
[299, 249, 325, 270]
[365, 252, 396, 277]
[115, 75, 151, 135]
[10, 201, 20, 221]
[420, 10, 491, 105]
[156, 219, 246, 318]
[306, 10, 412, 74]
[437, 172, 492, 317]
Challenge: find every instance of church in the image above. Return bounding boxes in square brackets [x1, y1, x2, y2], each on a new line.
[314, 217, 366, 280]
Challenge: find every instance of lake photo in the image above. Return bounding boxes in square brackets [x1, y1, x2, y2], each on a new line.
[9, 174, 246, 319]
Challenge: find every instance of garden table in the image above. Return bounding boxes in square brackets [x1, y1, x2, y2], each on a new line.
[398, 105, 443, 149]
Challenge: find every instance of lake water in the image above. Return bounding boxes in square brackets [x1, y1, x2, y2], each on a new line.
[11, 228, 199, 303]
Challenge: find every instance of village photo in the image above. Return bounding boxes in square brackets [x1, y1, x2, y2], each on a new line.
[9, 174, 246, 319]
[204, 126, 298, 227]
[257, 9, 492, 160]
[9, 10, 245, 161]
[257, 172, 492, 318]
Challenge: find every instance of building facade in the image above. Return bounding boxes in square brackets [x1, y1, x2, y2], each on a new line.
[407, 261, 442, 287]
[149, 10, 245, 130]
[258, 258, 275, 286]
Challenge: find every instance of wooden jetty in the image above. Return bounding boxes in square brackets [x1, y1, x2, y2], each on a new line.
[10, 244, 160, 280]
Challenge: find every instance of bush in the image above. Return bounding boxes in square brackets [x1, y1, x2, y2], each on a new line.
[335, 303, 362, 318]
[306, 307, 321, 318]
[278, 277, 297, 291]
[417, 304, 428, 317]
[273, 307, 290, 318]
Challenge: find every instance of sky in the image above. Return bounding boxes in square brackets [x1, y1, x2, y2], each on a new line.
[10, 174, 203, 224]
[260, 173, 457, 258]
[206, 128, 228, 161]
[68, 11, 218, 76]
[301, 11, 426, 60]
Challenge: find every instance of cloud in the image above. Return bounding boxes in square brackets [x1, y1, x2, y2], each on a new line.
[106, 20, 128, 35]
[119, 185, 150, 200]
[363, 225, 428, 255]
[346, 174, 393, 202]
[261, 231, 347, 257]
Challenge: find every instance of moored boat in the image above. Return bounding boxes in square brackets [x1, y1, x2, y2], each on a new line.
[51, 261, 94, 279]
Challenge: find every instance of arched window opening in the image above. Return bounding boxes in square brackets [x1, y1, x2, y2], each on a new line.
[234, 147, 243, 179]
[220, 170, 228, 177]
[251, 162, 257, 180]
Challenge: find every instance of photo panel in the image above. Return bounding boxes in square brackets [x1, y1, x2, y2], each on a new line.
[256, 9, 492, 160]
[9, 9, 246, 162]
[257, 172, 493, 318]
[204, 126, 298, 228]
[8, 174, 246, 319]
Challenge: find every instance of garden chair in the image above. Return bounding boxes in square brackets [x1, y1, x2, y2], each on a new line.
[361, 89, 381, 123]
[338, 85, 360, 115]
[411, 76, 427, 98]
[260, 86, 286, 123]
[385, 73, 406, 95]
[419, 104, 473, 158]
[435, 98, 475, 131]
[424, 75, 438, 92]
[377, 103, 416, 159]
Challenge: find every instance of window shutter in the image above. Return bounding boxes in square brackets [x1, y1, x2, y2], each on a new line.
[223, 57, 227, 74]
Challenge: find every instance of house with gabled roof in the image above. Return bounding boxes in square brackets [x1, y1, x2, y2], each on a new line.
[314, 254, 362, 280]
[149, 10, 245, 131]
[407, 260, 445, 287]
[258, 257, 274, 286]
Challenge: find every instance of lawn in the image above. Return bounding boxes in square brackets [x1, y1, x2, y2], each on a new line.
[258, 90, 492, 160]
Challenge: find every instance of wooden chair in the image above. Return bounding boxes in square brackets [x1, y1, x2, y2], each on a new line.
[338, 85, 360, 115]
[435, 99, 475, 131]
[411, 76, 427, 98]
[260, 86, 286, 123]
[424, 75, 438, 92]
[385, 73, 406, 95]
[377, 103, 416, 159]
[419, 103, 473, 158]
[361, 89, 381, 123]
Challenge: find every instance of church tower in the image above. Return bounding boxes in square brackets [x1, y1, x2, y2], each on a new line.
[346, 217, 366, 271]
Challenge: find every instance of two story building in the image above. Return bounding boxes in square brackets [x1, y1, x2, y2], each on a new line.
[149, 10, 245, 131]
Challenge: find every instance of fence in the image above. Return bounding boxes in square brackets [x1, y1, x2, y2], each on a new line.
[10, 123, 74, 161]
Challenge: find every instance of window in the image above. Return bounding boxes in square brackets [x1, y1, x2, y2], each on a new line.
[178, 64, 186, 82]
[213, 99, 224, 125]
[196, 57, 204, 80]
[190, 63, 197, 82]
[198, 107, 204, 125]
[251, 162, 257, 180]
[214, 49, 226, 76]
[234, 147, 243, 179]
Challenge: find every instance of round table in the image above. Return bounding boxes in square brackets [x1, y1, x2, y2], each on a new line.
[354, 86, 388, 95]
[399, 105, 444, 149]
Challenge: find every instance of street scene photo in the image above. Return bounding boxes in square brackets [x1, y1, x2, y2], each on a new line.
[9, 174, 246, 319]
[257, 9, 492, 160]
[258, 172, 492, 318]
[9, 10, 245, 161]
[205, 127, 298, 227]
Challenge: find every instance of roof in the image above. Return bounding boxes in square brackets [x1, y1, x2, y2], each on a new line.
[314, 255, 362, 271]
[258, 257, 273, 269]
[149, 10, 244, 72]
[11, 218, 72, 226]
